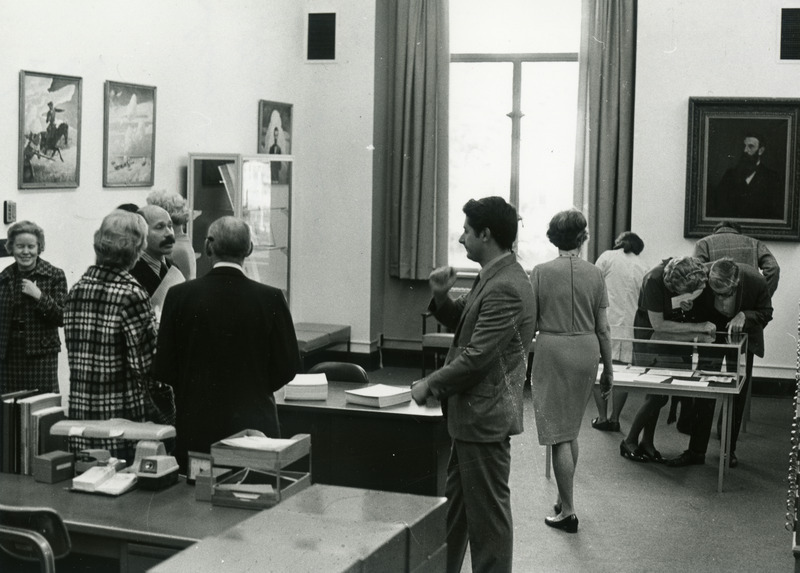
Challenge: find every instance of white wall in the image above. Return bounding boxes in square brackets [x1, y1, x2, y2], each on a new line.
[0, 0, 378, 394]
[633, 1, 800, 379]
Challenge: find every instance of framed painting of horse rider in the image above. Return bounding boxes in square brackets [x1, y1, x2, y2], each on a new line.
[103, 81, 157, 187]
[18, 70, 82, 189]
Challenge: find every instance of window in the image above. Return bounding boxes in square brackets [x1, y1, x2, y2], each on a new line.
[449, 2, 581, 269]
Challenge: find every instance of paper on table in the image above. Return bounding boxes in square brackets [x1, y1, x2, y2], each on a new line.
[671, 379, 709, 388]
[220, 436, 296, 451]
[610, 370, 641, 383]
[671, 287, 704, 309]
[287, 373, 328, 386]
[634, 374, 671, 384]
[648, 369, 694, 378]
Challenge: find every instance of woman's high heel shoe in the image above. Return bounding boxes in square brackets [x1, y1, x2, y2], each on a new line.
[545, 514, 579, 533]
[619, 440, 647, 463]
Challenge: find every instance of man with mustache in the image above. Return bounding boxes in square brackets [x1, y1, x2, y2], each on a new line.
[707, 132, 784, 220]
[130, 204, 180, 296]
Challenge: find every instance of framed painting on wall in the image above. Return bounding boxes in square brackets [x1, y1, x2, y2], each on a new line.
[103, 81, 157, 187]
[18, 70, 82, 189]
[684, 97, 800, 241]
[257, 100, 292, 184]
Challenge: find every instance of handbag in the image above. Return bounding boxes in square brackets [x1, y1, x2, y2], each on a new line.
[142, 379, 176, 426]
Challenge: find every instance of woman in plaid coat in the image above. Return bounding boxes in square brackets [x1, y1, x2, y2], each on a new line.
[64, 210, 157, 460]
[0, 221, 67, 394]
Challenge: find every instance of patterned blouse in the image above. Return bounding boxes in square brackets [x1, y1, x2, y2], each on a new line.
[64, 264, 158, 459]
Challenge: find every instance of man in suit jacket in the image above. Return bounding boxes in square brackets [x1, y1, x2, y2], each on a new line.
[411, 196, 535, 573]
[154, 216, 301, 471]
[666, 259, 772, 469]
[130, 204, 177, 296]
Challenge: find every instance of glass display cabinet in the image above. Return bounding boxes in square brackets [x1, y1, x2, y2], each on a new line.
[606, 325, 747, 492]
[609, 326, 747, 386]
[187, 153, 291, 300]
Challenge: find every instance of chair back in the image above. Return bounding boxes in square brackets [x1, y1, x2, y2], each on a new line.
[307, 361, 369, 384]
[0, 504, 71, 573]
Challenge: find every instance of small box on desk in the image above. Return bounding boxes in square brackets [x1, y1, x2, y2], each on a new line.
[33, 450, 74, 484]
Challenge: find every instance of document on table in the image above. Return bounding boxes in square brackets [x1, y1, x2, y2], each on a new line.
[634, 374, 671, 384]
[648, 368, 694, 378]
[671, 378, 709, 388]
[610, 370, 641, 383]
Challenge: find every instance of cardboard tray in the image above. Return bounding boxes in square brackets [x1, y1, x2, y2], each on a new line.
[211, 467, 310, 510]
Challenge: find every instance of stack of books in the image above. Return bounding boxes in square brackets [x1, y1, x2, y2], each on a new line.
[1, 391, 66, 475]
[344, 384, 412, 408]
[283, 373, 328, 401]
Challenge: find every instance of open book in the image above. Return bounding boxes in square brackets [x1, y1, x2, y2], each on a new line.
[344, 384, 412, 408]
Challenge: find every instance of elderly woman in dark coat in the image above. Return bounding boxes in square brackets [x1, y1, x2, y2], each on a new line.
[0, 221, 67, 393]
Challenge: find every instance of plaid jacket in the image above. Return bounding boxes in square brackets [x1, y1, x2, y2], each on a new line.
[64, 265, 157, 456]
[694, 228, 780, 297]
[0, 258, 67, 360]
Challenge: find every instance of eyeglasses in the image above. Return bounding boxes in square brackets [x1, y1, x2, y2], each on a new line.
[710, 284, 737, 298]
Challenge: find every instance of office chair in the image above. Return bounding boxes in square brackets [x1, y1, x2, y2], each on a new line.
[0, 504, 70, 573]
[307, 361, 369, 385]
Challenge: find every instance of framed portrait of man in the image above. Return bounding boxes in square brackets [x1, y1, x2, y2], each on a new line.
[684, 97, 800, 241]
[257, 100, 292, 185]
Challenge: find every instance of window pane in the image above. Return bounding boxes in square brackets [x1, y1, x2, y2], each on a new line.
[448, 62, 513, 269]
[516, 61, 579, 269]
[450, 0, 581, 54]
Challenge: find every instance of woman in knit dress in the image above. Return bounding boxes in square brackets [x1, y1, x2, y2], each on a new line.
[530, 209, 613, 533]
[0, 221, 67, 394]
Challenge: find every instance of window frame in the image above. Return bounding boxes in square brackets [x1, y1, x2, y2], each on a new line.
[449, 52, 579, 271]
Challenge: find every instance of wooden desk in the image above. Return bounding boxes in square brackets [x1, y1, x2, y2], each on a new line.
[277, 381, 450, 496]
[614, 375, 743, 493]
[0, 475, 446, 573]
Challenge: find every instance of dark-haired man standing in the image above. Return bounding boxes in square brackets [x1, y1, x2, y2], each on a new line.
[411, 196, 535, 573]
[154, 216, 300, 471]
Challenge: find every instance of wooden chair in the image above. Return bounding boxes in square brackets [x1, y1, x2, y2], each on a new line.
[307, 361, 369, 385]
[0, 504, 70, 573]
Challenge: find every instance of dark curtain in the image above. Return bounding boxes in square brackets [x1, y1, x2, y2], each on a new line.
[575, 0, 637, 261]
[386, 0, 449, 279]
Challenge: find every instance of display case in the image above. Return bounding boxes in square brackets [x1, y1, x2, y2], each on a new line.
[187, 153, 291, 300]
[608, 326, 747, 386]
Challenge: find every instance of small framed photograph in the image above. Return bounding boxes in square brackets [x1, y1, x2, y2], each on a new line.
[257, 100, 292, 184]
[18, 70, 82, 189]
[684, 97, 800, 241]
[186, 451, 213, 484]
[103, 81, 156, 187]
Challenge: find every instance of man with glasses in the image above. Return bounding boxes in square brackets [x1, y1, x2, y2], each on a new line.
[666, 258, 772, 468]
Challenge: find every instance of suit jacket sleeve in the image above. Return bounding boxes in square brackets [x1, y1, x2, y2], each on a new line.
[756, 241, 780, 297]
[153, 288, 180, 387]
[429, 292, 467, 332]
[267, 292, 301, 392]
[427, 281, 524, 399]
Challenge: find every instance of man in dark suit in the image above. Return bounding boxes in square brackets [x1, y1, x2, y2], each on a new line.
[707, 133, 784, 220]
[130, 204, 177, 296]
[154, 216, 301, 471]
[411, 196, 535, 573]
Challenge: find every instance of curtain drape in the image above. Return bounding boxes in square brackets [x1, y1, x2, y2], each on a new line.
[387, 0, 449, 279]
[574, 0, 637, 262]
